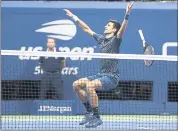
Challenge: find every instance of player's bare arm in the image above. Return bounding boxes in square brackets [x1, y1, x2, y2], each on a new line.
[64, 9, 94, 36]
[117, 2, 134, 39]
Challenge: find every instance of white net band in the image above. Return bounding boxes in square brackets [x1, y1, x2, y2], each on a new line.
[1, 50, 178, 61]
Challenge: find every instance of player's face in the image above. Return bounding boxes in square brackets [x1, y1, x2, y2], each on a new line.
[104, 22, 116, 35]
[47, 38, 55, 49]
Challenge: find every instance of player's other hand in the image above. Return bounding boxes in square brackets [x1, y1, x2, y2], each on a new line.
[126, 2, 134, 15]
[63, 9, 74, 18]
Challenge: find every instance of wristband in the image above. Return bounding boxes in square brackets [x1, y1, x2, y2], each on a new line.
[72, 15, 79, 22]
[124, 14, 129, 20]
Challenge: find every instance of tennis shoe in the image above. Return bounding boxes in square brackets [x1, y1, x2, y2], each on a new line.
[85, 115, 103, 128]
[79, 112, 93, 125]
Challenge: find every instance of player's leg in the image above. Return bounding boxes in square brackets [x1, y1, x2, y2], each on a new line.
[85, 74, 119, 128]
[85, 79, 103, 128]
[73, 78, 90, 102]
[73, 75, 98, 125]
[86, 79, 102, 115]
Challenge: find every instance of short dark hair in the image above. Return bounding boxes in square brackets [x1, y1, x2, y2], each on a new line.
[47, 37, 55, 42]
[108, 20, 121, 35]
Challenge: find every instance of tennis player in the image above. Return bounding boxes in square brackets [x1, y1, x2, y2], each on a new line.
[64, 2, 134, 128]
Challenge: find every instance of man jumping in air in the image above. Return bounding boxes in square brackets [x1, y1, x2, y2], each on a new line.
[64, 2, 134, 128]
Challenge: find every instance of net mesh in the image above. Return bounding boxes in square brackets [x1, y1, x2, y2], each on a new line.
[1, 50, 178, 131]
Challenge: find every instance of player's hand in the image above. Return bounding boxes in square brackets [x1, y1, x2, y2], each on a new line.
[126, 2, 134, 15]
[63, 9, 74, 18]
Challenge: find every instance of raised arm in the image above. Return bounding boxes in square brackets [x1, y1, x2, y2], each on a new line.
[117, 2, 134, 39]
[64, 9, 94, 36]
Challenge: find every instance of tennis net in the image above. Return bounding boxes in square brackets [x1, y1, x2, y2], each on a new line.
[1, 50, 178, 131]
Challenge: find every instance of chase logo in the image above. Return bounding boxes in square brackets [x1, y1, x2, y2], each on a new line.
[35, 19, 77, 40]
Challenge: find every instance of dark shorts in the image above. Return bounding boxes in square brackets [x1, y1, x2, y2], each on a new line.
[86, 73, 119, 91]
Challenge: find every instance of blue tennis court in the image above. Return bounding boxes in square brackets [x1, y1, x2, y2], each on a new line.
[2, 115, 177, 130]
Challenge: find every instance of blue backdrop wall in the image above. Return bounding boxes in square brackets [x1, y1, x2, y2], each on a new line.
[1, 1, 177, 115]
